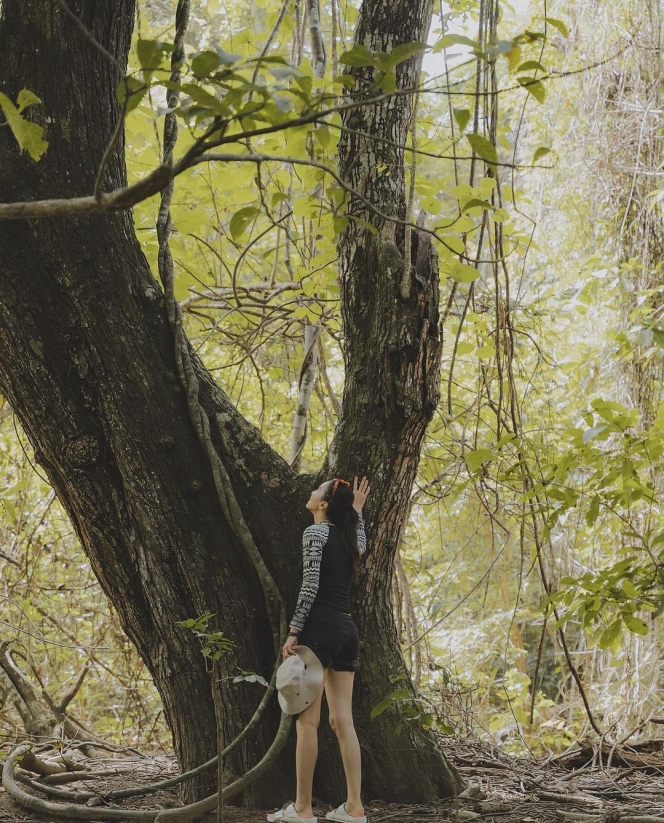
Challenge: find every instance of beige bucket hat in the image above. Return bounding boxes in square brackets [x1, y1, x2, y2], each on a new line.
[276, 645, 325, 715]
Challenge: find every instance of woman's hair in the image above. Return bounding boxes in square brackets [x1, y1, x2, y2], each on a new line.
[323, 478, 360, 579]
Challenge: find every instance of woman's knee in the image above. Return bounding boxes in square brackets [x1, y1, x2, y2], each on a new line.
[297, 711, 320, 732]
[329, 713, 354, 735]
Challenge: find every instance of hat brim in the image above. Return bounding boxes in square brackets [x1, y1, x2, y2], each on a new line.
[277, 645, 325, 715]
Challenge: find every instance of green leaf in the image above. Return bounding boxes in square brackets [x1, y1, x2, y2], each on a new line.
[117, 76, 148, 114]
[444, 235, 466, 255]
[621, 579, 638, 598]
[517, 60, 547, 73]
[453, 107, 471, 131]
[623, 614, 648, 635]
[333, 215, 349, 234]
[506, 45, 522, 72]
[271, 191, 290, 207]
[583, 425, 607, 443]
[0, 90, 48, 161]
[544, 17, 569, 37]
[433, 33, 477, 52]
[598, 618, 623, 650]
[16, 89, 41, 113]
[136, 39, 172, 72]
[384, 41, 428, 69]
[456, 341, 474, 356]
[348, 215, 379, 235]
[176, 618, 197, 629]
[653, 401, 664, 430]
[333, 75, 356, 88]
[370, 697, 393, 720]
[339, 44, 375, 68]
[533, 147, 551, 162]
[462, 198, 494, 213]
[477, 177, 497, 198]
[551, 610, 575, 631]
[517, 77, 546, 103]
[229, 206, 260, 240]
[586, 496, 600, 526]
[376, 70, 397, 92]
[466, 133, 497, 166]
[444, 260, 480, 283]
[191, 50, 221, 79]
[180, 84, 230, 116]
[467, 448, 496, 471]
[216, 47, 243, 65]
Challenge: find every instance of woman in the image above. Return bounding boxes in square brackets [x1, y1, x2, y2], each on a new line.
[269, 475, 371, 823]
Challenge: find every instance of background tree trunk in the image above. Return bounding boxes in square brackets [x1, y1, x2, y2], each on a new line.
[0, 0, 460, 808]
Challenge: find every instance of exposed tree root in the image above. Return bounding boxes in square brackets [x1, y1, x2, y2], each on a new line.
[3, 745, 158, 822]
[4, 713, 291, 823]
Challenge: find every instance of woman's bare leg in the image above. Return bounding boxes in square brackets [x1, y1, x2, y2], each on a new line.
[294, 672, 326, 818]
[325, 669, 364, 818]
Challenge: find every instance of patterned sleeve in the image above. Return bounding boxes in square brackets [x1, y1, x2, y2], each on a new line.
[357, 512, 367, 556]
[290, 523, 329, 630]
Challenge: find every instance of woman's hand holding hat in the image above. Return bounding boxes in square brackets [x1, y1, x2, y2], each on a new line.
[283, 632, 299, 658]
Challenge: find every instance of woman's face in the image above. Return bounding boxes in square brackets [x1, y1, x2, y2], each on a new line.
[306, 480, 333, 512]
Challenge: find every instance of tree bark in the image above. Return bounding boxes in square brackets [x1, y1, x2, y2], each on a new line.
[0, 1, 303, 805]
[0, 0, 460, 808]
[327, 0, 460, 800]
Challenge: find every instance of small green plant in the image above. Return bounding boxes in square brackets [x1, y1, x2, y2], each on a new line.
[370, 673, 454, 736]
[176, 612, 235, 669]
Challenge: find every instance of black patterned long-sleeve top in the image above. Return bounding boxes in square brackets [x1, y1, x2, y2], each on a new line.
[290, 513, 367, 631]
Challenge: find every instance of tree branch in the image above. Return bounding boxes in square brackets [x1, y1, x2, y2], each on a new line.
[0, 163, 173, 220]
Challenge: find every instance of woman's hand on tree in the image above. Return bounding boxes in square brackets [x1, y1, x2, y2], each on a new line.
[353, 475, 371, 512]
[283, 635, 299, 658]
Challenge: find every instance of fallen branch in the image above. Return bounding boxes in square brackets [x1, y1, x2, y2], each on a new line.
[14, 770, 100, 803]
[616, 818, 664, 823]
[537, 791, 603, 805]
[18, 750, 69, 776]
[0, 643, 53, 737]
[40, 769, 134, 785]
[557, 814, 664, 823]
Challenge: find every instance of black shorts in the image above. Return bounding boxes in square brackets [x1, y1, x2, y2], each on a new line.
[298, 607, 360, 672]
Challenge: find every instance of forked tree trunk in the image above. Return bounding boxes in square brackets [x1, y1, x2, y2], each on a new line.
[324, 0, 459, 798]
[0, 0, 460, 808]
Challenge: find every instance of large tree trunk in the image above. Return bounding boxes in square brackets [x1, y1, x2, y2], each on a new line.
[0, 1, 300, 805]
[326, 0, 458, 800]
[0, 0, 460, 808]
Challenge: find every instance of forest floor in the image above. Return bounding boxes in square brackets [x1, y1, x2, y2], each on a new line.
[1, 734, 663, 823]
